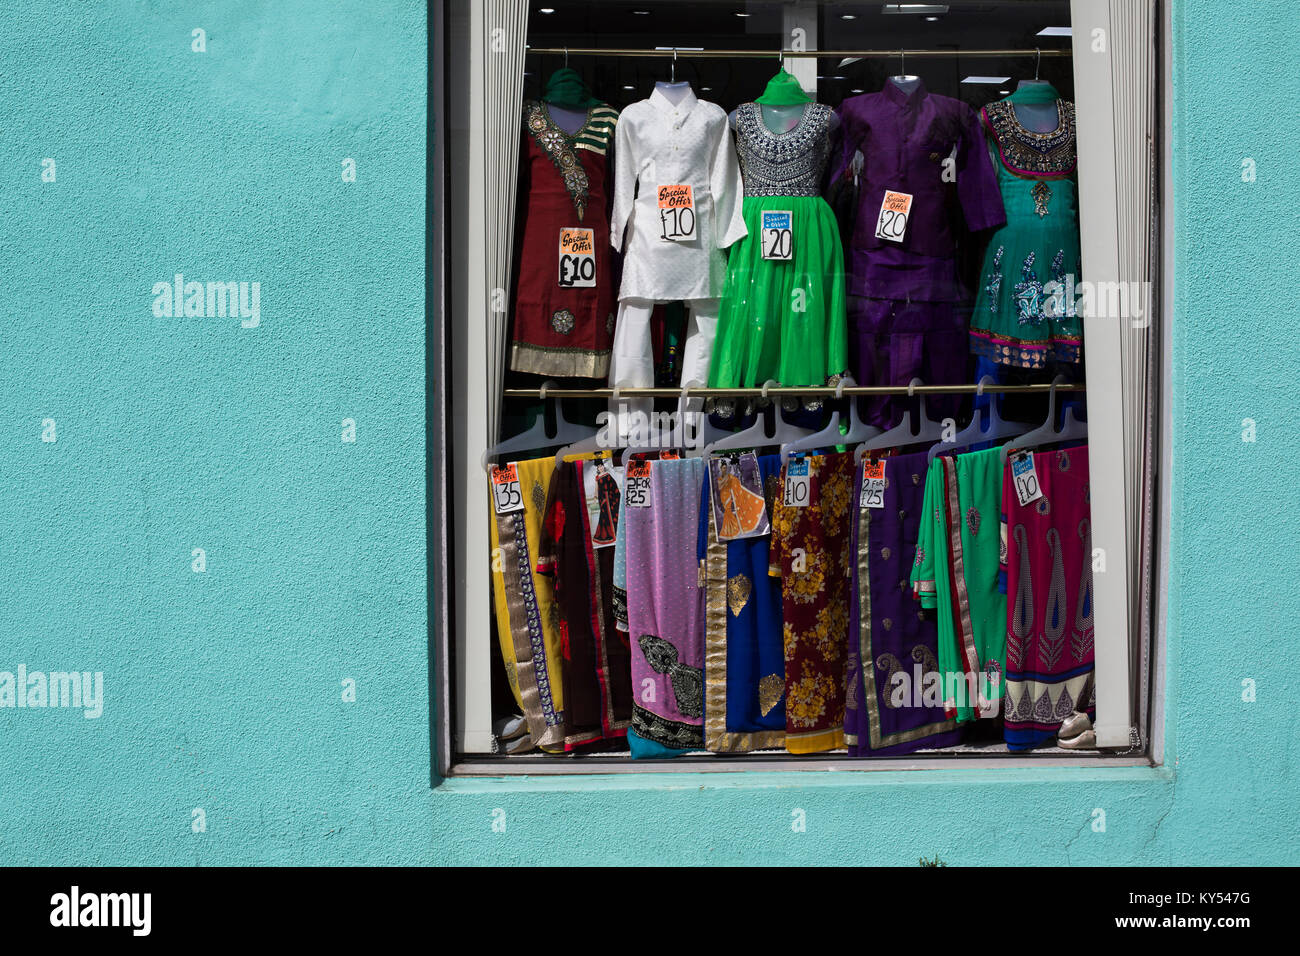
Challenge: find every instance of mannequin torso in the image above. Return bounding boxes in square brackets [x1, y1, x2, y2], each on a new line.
[546, 103, 590, 135]
[1010, 79, 1060, 132]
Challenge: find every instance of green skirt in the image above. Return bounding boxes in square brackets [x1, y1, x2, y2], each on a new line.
[709, 195, 847, 389]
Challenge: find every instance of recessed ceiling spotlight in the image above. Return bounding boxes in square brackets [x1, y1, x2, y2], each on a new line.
[925, 15, 940, 20]
[735, 11, 751, 16]
[622, 85, 635, 90]
[539, 7, 555, 13]
[632, 9, 651, 14]
[999, 89, 1010, 94]
[851, 88, 864, 93]
[841, 13, 858, 19]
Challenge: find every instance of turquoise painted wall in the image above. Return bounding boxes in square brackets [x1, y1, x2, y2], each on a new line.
[0, 0, 1295, 865]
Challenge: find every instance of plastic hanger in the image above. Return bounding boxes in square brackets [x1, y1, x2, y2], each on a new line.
[1000, 376, 1088, 465]
[555, 384, 667, 465]
[928, 376, 1027, 463]
[781, 377, 881, 464]
[677, 381, 728, 457]
[482, 381, 597, 470]
[853, 379, 947, 464]
[704, 381, 813, 456]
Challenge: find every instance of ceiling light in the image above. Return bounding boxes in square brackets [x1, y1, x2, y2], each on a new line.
[851, 88, 864, 93]
[881, 4, 950, 14]
[999, 89, 1010, 95]
[841, 13, 858, 19]
[1036, 26, 1072, 37]
[735, 11, 752, 16]
[925, 15, 939, 20]
[632, 9, 651, 14]
[961, 75, 1011, 84]
[539, 7, 555, 13]
[622, 85, 635, 90]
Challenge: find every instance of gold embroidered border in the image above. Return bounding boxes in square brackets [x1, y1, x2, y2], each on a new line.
[942, 457, 982, 685]
[704, 503, 785, 753]
[510, 341, 610, 379]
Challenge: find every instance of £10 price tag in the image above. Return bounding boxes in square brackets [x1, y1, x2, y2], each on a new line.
[625, 460, 653, 508]
[784, 457, 811, 508]
[558, 227, 596, 288]
[657, 184, 696, 241]
[760, 210, 793, 260]
[859, 459, 886, 509]
[874, 189, 913, 243]
[1010, 451, 1043, 507]
[491, 463, 524, 514]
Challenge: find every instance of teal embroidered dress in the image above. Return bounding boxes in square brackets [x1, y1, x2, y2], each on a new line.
[970, 85, 1082, 369]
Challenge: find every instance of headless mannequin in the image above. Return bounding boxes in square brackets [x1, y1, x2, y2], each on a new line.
[1010, 78, 1060, 132]
[728, 102, 840, 135]
[546, 103, 589, 135]
[655, 79, 693, 105]
[888, 74, 922, 97]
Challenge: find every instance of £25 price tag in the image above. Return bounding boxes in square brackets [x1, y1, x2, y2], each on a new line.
[1010, 451, 1043, 507]
[491, 463, 524, 514]
[657, 184, 696, 241]
[874, 189, 913, 243]
[625, 460, 652, 508]
[784, 457, 811, 508]
[558, 227, 596, 288]
[760, 210, 793, 260]
[859, 459, 886, 509]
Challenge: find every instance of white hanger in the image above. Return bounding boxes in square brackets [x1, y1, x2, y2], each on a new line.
[677, 381, 728, 457]
[928, 375, 1028, 463]
[704, 380, 813, 456]
[781, 376, 881, 464]
[853, 378, 947, 464]
[1000, 376, 1088, 465]
[481, 381, 597, 470]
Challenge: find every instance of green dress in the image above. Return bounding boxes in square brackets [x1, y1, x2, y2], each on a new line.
[970, 85, 1082, 369]
[912, 447, 1007, 723]
[709, 102, 847, 404]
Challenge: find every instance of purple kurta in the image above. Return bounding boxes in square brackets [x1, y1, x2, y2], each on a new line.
[623, 457, 707, 750]
[834, 80, 1006, 303]
[845, 451, 961, 756]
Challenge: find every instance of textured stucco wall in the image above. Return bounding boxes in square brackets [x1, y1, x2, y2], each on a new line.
[0, 0, 1296, 865]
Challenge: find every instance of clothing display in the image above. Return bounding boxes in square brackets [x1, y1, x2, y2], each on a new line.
[709, 93, 848, 395]
[970, 84, 1083, 368]
[698, 453, 786, 752]
[769, 451, 855, 754]
[512, 90, 621, 377]
[845, 451, 961, 755]
[1000, 444, 1095, 750]
[485, 33, 1105, 764]
[537, 457, 632, 748]
[621, 456, 708, 754]
[912, 447, 1008, 725]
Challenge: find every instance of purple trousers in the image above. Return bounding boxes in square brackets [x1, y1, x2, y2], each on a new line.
[848, 296, 969, 428]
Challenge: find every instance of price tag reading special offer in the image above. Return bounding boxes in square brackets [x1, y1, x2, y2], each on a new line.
[859, 459, 886, 509]
[491, 463, 524, 514]
[558, 227, 596, 288]
[783, 458, 811, 508]
[1010, 451, 1043, 507]
[760, 210, 793, 260]
[625, 460, 652, 508]
[657, 184, 696, 241]
[874, 189, 913, 243]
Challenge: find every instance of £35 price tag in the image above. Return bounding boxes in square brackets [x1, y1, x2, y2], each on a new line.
[760, 210, 793, 260]
[491, 463, 524, 514]
[657, 184, 696, 241]
[558, 227, 596, 288]
[784, 458, 811, 508]
[874, 189, 913, 243]
[1010, 451, 1043, 507]
[859, 459, 886, 509]
[625, 460, 652, 508]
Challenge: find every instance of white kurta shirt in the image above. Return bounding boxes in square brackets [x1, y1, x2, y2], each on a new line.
[610, 86, 747, 301]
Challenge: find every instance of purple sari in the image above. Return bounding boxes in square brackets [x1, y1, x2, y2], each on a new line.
[846, 450, 961, 756]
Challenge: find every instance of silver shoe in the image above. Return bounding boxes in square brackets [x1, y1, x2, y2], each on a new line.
[1057, 728, 1097, 750]
[1058, 711, 1093, 740]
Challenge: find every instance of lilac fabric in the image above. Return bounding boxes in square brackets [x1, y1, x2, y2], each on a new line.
[623, 456, 707, 750]
[848, 296, 970, 428]
[845, 451, 962, 756]
[834, 80, 1006, 302]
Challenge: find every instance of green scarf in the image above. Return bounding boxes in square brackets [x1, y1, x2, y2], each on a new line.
[754, 69, 812, 106]
[1005, 81, 1059, 104]
[543, 68, 600, 111]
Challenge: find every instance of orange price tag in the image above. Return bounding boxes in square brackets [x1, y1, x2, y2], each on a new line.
[656, 184, 696, 241]
[875, 189, 914, 243]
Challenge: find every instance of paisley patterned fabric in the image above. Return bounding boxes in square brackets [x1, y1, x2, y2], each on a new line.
[998, 444, 1095, 750]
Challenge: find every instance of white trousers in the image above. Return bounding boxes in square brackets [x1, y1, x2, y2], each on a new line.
[607, 297, 718, 431]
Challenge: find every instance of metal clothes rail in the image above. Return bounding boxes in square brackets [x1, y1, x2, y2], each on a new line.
[505, 383, 1085, 399]
[525, 47, 1072, 59]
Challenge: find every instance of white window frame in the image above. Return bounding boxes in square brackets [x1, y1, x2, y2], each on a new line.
[438, 0, 1165, 775]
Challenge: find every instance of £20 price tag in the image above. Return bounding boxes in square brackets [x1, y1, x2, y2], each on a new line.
[784, 457, 811, 508]
[491, 463, 524, 514]
[761, 210, 793, 260]
[625, 460, 652, 508]
[859, 459, 886, 509]
[657, 184, 696, 241]
[874, 189, 913, 243]
[558, 227, 596, 288]
[1010, 451, 1043, 506]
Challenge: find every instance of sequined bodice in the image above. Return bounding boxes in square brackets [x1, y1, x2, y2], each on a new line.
[735, 102, 833, 197]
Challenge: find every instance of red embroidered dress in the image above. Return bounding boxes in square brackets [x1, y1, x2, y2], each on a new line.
[511, 99, 620, 378]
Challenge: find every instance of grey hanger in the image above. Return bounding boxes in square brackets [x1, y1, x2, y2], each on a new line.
[928, 375, 1029, 463]
[781, 376, 881, 464]
[482, 381, 598, 470]
[1000, 376, 1088, 466]
[853, 378, 947, 464]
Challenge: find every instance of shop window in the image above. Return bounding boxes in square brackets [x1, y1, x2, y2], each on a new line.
[438, 0, 1161, 774]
